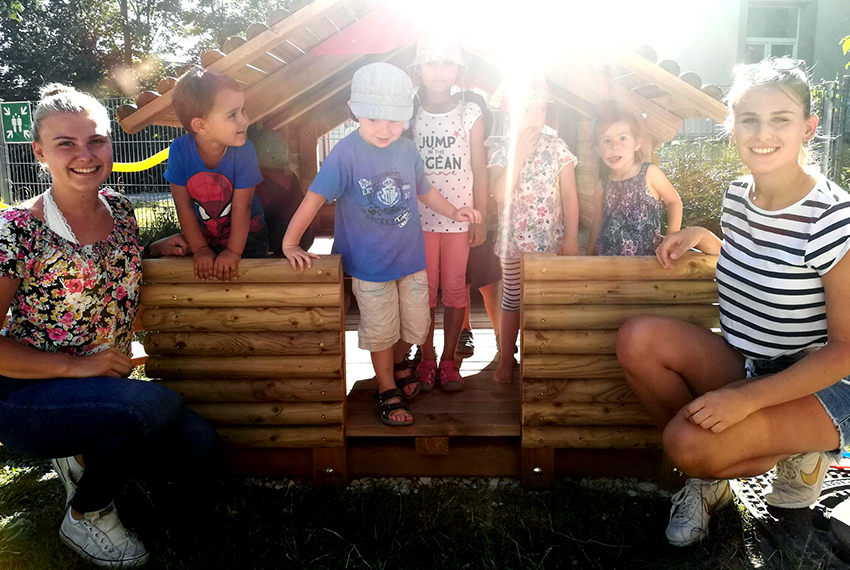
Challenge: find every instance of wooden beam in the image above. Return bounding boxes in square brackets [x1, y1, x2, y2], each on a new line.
[521, 252, 718, 281]
[545, 56, 683, 143]
[592, 44, 728, 123]
[119, 0, 380, 133]
[264, 44, 414, 131]
[244, 52, 368, 123]
[143, 256, 341, 284]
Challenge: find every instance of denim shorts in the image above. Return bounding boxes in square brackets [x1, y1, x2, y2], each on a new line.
[746, 355, 850, 450]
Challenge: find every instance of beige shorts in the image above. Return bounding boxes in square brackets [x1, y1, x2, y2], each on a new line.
[351, 270, 431, 352]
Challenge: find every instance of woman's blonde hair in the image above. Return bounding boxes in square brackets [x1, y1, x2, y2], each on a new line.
[724, 58, 814, 166]
[32, 83, 110, 143]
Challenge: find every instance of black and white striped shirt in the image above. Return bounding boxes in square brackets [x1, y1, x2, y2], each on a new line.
[717, 175, 850, 360]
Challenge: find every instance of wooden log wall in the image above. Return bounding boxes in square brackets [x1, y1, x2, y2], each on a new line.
[519, 253, 719, 451]
[141, 257, 345, 450]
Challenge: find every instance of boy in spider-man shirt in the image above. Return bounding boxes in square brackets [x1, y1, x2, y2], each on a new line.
[165, 67, 268, 281]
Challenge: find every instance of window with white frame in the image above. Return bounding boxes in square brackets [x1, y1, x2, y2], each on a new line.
[745, 4, 800, 63]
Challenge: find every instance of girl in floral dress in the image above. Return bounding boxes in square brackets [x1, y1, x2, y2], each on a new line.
[586, 102, 682, 256]
[487, 76, 579, 384]
[0, 84, 219, 567]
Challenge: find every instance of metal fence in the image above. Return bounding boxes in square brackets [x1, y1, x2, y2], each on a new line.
[1, 97, 183, 228]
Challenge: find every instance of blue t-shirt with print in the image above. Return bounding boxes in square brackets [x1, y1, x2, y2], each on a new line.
[164, 134, 265, 248]
[310, 130, 430, 282]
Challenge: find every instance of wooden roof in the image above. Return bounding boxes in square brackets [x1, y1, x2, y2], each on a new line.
[118, 0, 728, 142]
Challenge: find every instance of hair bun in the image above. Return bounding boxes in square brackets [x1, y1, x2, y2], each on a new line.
[39, 83, 76, 99]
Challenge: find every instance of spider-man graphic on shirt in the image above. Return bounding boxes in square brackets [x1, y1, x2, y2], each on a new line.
[185, 172, 265, 249]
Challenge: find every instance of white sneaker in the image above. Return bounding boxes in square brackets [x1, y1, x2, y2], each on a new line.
[51, 456, 84, 506]
[666, 478, 732, 546]
[59, 504, 150, 568]
[765, 451, 833, 509]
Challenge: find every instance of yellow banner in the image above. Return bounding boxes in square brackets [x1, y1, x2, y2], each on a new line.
[112, 148, 169, 172]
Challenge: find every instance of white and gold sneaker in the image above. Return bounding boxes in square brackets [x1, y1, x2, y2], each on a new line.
[666, 478, 732, 546]
[765, 452, 832, 509]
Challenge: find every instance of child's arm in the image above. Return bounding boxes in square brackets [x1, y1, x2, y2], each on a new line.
[281, 190, 326, 271]
[469, 117, 488, 247]
[585, 181, 605, 256]
[418, 187, 482, 225]
[647, 164, 683, 234]
[171, 183, 216, 280]
[558, 162, 580, 256]
[214, 186, 256, 282]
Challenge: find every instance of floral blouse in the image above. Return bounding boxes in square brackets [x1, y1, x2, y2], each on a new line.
[488, 134, 577, 259]
[0, 190, 142, 357]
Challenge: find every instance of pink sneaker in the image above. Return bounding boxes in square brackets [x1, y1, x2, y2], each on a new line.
[416, 360, 438, 393]
[439, 360, 464, 392]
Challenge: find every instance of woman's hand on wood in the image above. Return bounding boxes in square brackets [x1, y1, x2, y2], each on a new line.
[655, 228, 701, 268]
[74, 348, 134, 378]
[150, 233, 190, 257]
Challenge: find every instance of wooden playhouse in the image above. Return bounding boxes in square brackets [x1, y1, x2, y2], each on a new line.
[120, 0, 728, 485]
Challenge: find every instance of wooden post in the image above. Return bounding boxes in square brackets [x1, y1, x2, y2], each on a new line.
[521, 447, 555, 488]
[312, 447, 348, 487]
[297, 120, 319, 192]
[574, 120, 599, 251]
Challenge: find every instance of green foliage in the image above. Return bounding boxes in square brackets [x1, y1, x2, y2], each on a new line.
[657, 138, 746, 236]
[0, 0, 303, 100]
[137, 202, 180, 245]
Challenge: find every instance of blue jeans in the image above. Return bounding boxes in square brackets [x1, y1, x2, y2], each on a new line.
[0, 376, 221, 513]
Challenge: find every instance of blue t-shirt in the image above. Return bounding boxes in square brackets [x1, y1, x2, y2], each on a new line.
[310, 130, 430, 282]
[164, 134, 265, 248]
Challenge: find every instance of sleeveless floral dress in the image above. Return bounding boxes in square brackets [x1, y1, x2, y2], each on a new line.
[597, 163, 663, 256]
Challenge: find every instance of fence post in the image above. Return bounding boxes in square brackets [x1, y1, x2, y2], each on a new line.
[836, 75, 850, 180]
[0, 136, 10, 204]
[821, 81, 837, 177]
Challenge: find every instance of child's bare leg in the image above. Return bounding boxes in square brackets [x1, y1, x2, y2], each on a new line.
[479, 282, 501, 333]
[372, 347, 412, 421]
[441, 306, 465, 362]
[462, 294, 472, 331]
[421, 308, 438, 362]
[494, 311, 519, 383]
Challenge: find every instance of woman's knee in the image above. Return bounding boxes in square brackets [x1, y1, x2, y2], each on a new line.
[663, 420, 724, 478]
[182, 408, 222, 469]
[616, 316, 664, 371]
[125, 381, 186, 437]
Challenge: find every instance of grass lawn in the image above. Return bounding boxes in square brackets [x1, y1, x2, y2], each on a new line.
[4, 446, 835, 570]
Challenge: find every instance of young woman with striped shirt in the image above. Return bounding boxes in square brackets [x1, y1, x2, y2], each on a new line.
[616, 58, 850, 547]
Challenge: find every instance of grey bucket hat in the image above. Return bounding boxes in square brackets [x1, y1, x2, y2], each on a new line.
[349, 63, 415, 122]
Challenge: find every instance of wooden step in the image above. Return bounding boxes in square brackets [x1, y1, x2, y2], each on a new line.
[346, 369, 521, 437]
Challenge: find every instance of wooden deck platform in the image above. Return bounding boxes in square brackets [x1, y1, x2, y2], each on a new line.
[347, 362, 520, 438]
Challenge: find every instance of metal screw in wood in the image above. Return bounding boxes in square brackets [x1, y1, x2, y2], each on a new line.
[532, 467, 544, 478]
[324, 467, 334, 475]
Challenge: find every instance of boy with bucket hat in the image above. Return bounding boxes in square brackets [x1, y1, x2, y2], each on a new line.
[281, 62, 481, 426]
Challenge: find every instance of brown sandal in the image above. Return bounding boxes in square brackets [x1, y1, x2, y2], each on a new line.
[375, 388, 414, 426]
[393, 359, 421, 399]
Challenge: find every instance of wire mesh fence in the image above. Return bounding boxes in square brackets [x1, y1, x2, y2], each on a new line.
[1, 97, 183, 228]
